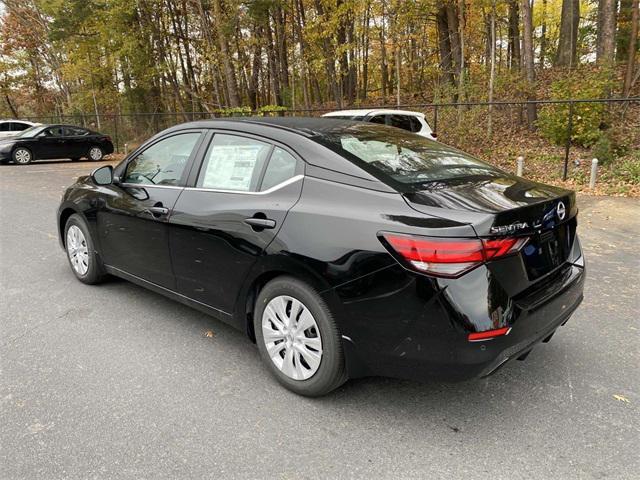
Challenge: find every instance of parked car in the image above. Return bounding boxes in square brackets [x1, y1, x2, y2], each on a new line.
[57, 118, 585, 396]
[0, 119, 39, 138]
[322, 109, 437, 140]
[0, 124, 114, 164]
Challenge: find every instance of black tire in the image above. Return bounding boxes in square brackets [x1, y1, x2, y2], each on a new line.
[64, 213, 106, 285]
[12, 147, 33, 165]
[254, 276, 347, 396]
[87, 145, 104, 161]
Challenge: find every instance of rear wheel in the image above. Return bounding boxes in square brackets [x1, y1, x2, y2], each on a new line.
[64, 214, 105, 284]
[254, 276, 347, 396]
[13, 147, 32, 165]
[88, 146, 104, 161]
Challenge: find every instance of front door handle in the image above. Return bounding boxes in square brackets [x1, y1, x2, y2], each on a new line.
[148, 206, 170, 217]
[244, 217, 276, 230]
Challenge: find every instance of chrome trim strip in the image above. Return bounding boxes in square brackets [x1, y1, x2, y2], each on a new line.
[184, 174, 304, 195]
[119, 183, 183, 190]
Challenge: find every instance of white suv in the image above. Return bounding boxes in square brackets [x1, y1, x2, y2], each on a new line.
[322, 109, 437, 140]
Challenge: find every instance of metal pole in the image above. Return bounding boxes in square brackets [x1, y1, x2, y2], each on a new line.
[563, 101, 574, 180]
[114, 115, 120, 154]
[517, 156, 524, 176]
[589, 158, 599, 189]
[433, 104, 438, 134]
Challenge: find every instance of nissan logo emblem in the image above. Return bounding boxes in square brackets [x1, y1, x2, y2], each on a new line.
[556, 201, 566, 221]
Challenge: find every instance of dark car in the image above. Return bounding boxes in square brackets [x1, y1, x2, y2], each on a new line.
[56, 118, 585, 396]
[0, 124, 114, 164]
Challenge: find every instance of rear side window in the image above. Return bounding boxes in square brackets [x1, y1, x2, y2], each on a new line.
[261, 147, 298, 191]
[10, 122, 31, 131]
[124, 132, 201, 186]
[0, 123, 9, 131]
[67, 127, 89, 136]
[387, 115, 413, 132]
[197, 134, 272, 191]
[408, 116, 422, 133]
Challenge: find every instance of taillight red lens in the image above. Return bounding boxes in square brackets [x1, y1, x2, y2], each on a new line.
[380, 233, 527, 278]
[468, 327, 511, 342]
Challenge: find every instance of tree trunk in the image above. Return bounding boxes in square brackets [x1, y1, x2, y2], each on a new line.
[508, 0, 521, 69]
[521, 0, 537, 127]
[540, 0, 548, 67]
[555, 0, 580, 67]
[488, 3, 496, 136]
[617, 0, 635, 61]
[623, 0, 639, 97]
[212, 0, 240, 107]
[597, 0, 617, 63]
[436, 5, 455, 86]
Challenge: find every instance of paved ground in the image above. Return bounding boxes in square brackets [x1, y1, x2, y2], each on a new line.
[1, 159, 638, 480]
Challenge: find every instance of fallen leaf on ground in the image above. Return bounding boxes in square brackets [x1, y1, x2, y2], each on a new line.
[204, 330, 215, 338]
[613, 394, 630, 403]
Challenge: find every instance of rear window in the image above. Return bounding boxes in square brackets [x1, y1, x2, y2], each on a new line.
[312, 124, 503, 191]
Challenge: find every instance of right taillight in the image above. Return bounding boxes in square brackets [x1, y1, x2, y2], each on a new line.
[380, 232, 527, 278]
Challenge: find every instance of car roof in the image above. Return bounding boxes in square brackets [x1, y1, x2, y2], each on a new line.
[322, 109, 425, 117]
[0, 119, 36, 124]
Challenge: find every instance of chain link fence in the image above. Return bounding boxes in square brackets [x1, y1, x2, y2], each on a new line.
[17, 98, 639, 181]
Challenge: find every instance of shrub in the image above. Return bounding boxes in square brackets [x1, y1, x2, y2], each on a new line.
[537, 68, 615, 148]
[592, 133, 615, 165]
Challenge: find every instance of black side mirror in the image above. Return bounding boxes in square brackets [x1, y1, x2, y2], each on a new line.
[92, 165, 113, 185]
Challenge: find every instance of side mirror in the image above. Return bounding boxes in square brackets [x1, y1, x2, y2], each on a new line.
[91, 165, 113, 185]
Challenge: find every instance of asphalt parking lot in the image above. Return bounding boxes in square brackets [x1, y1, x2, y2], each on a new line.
[1, 159, 639, 479]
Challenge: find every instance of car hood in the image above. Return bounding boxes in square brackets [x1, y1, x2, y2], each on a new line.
[403, 174, 577, 236]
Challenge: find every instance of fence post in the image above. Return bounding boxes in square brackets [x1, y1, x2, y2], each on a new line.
[114, 115, 120, 154]
[517, 156, 524, 176]
[563, 101, 574, 181]
[433, 104, 438, 134]
[589, 158, 599, 189]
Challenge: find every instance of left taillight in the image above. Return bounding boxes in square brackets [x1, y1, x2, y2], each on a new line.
[379, 233, 527, 278]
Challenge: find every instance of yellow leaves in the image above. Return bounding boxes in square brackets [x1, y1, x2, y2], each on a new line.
[613, 394, 630, 403]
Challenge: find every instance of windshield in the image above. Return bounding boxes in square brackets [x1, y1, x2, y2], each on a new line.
[16, 125, 46, 138]
[312, 124, 503, 190]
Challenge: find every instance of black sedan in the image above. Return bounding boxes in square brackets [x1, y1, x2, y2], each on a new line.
[57, 118, 585, 396]
[0, 124, 114, 164]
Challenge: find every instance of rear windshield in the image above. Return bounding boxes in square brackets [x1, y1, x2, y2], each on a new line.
[312, 124, 503, 191]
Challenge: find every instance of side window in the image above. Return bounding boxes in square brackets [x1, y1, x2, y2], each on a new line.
[10, 122, 30, 131]
[124, 132, 201, 186]
[67, 127, 89, 136]
[408, 116, 422, 133]
[197, 134, 271, 192]
[261, 147, 298, 191]
[0, 123, 9, 132]
[369, 115, 386, 125]
[46, 126, 66, 137]
[387, 115, 413, 132]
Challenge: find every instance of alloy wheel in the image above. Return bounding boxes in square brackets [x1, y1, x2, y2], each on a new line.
[89, 147, 103, 161]
[66, 225, 89, 275]
[14, 148, 31, 164]
[261, 295, 323, 380]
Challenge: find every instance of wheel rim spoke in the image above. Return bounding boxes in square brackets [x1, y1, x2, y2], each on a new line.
[261, 295, 323, 381]
[66, 225, 89, 275]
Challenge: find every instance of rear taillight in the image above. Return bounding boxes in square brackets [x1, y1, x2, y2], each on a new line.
[380, 233, 527, 278]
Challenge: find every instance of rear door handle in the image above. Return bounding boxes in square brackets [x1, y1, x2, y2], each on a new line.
[244, 217, 276, 229]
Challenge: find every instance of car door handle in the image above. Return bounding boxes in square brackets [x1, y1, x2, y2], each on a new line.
[148, 206, 170, 217]
[244, 217, 276, 229]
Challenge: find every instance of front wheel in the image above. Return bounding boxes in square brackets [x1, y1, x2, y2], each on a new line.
[87, 146, 104, 161]
[254, 276, 347, 396]
[64, 214, 106, 284]
[13, 147, 33, 165]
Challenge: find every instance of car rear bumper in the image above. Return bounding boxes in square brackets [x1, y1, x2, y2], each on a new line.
[332, 260, 585, 383]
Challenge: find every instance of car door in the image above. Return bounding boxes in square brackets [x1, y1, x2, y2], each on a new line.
[34, 126, 66, 159]
[97, 130, 205, 288]
[65, 126, 90, 157]
[169, 132, 304, 314]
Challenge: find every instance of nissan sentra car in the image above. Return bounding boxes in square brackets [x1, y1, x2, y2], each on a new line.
[57, 118, 585, 396]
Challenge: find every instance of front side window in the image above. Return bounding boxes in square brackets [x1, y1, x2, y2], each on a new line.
[44, 126, 65, 137]
[261, 147, 298, 191]
[11, 122, 31, 131]
[197, 134, 272, 191]
[369, 115, 386, 125]
[124, 132, 201, 186]
[0, 123, 10, 132]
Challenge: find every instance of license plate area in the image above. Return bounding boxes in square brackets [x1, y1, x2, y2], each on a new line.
[522, 219, 576, 280]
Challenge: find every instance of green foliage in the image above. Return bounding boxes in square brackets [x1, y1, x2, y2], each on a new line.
[591, 132, 615, 165]
[256, 105, 288, 116]
[213, 106, 252, 117]
[537, 68, 615, 147]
